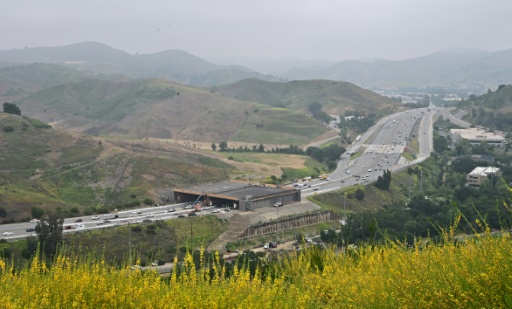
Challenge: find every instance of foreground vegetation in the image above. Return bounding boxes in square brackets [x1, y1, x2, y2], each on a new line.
[0, 227, 510, 308]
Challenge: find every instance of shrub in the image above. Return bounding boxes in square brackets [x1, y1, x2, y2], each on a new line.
[3, 125, 14, 133]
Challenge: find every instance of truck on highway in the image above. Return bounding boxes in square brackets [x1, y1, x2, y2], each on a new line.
[355, 135, 361, 142]
[319, 174, 328, 180]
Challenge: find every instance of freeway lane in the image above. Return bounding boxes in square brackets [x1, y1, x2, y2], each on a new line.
[0, 203, 226, 241]
[301, 106, 442, 197]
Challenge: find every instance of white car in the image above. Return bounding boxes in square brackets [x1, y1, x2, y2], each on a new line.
[91, 216, 100, 220]
[3, 232, 13, 236]
[263, 243, 269, 249]
[132, 210, 142, 215]
[30, 219, 40, 223]
[210, 209, 220, 213]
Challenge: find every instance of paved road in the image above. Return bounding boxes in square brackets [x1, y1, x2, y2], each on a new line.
[0, 203, 226, 241]
[300, 106, 441, 196]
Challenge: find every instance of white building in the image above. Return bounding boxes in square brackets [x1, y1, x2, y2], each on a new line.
[466, 167, 501, 187]
[450, 128, 505, 147]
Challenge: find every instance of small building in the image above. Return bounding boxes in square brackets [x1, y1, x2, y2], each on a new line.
[173, 181, 301, 211]
[466, 167, 501, 187]
[450, 128, 505, 147]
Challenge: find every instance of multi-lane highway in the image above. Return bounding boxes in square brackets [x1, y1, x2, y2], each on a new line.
[301, 106, 441, 196]
[0, 203, 224, 241]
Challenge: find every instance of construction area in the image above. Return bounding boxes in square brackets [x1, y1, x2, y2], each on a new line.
[173, 181, 301, 211]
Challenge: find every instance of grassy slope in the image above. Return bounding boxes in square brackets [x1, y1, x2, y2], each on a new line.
[14, 78, 329, 145]
[213, 78, 402, 116]
[0, 113, 232, 221]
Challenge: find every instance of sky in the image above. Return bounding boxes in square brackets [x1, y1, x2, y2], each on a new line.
[1, 0, 512, 62]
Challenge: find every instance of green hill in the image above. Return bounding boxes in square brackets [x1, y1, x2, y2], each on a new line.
[14, 78, 329, 145]
[213, 78, 401, 116]
[457, 84, 512, 131]
[0, 112, 232, 222]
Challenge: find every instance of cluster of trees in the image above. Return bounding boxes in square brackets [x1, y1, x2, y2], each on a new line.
[308, 102, 331, 123]
[374, 169, 392, 191]
[306, 144, 346, 171]
[3, 102, 21, 115]
[212, 142, 304, 155]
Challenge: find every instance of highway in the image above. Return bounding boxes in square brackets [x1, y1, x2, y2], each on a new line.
[301, 106, 441, 196]
[0, 203, 223, 241]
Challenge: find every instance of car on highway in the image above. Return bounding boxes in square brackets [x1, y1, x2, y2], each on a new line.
[165, 208, 176, 213]
[273, 202, 283, 207]
[75, 218, 83, 222]
[187, 212, 197, 217]
[3, 232, 13, 236]
[146, 214, 154, 218]
[132, 210, 142, 214]
[26, 228, 35, 232]
[177, 215, 186, 218]
[30, 219, 40, 223]
[91, 216, 100, 220]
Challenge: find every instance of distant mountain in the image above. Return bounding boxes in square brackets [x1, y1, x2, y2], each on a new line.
[283, 49, 512, 90]
[212, 78, 400, 116]
[0, 42, 280, 87]
[14, 77, 329, 145]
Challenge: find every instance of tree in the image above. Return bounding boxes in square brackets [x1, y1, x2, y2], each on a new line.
[211, 143, 216, 151]
[35, 212, 64, 258]
[31, 206, 45, 219]
[219, 141, 228, 151]
[375, 169, 392, 191]
[258, 144, 265, 152]
[3, 102, 21, 115]
[355, 188, 365, 200]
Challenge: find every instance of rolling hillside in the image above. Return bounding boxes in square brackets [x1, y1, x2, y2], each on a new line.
[457, 84, 512, 131]
[0, 112, 232, 221]
[0, 63, 93, 101]
[0, 42, 279, 87]
[213, 78, 401, 116]
[14, 78, 330, 145]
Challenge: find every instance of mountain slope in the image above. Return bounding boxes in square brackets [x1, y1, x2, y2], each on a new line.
[0, 112, 231, 221]
[0, 42, 279, 87]
[213, 78, 401, 116]
[14, 78, 329, 145]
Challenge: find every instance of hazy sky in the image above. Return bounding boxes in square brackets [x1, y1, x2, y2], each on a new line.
[2, 0, 511, 61]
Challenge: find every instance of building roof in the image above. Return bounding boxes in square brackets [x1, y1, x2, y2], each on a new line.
[175, 181, 296, 200]
[468, 166, 500, 176]
[450, 128, 504, 142]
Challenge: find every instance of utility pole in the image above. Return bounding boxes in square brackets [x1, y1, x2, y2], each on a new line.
[128, 222, 132, 265]
[420, 169, 423, 192]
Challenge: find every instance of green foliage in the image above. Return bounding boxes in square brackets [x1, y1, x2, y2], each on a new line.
[374, 169, 392, 191]
[34, 212, 64, 258]
[3, 125, 14, 133]
[308, 102, 331, 123]
[31, 207, 45, 219]
[3, 102, 21, 115]
[219, 141, 228, 151]
[355, 188, 365, 201]
[143, 198, 154, 206]
[0, 207, 6, 217]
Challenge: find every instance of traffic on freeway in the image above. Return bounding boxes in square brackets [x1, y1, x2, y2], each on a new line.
[0, 203, 225, 240]
[300, 106, 442, 196]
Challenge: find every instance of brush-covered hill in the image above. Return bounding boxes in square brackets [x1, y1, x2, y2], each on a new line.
[0, 112, 232, 222]
[15, 77, 329, 145]
[0, 42, 279, 87]
[457, 84, 512, 131]
[0, 63, 91, 101]
[212, 78, 401, 116]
